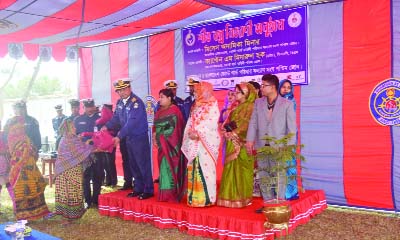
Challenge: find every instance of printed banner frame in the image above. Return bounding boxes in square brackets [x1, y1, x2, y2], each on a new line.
[182, 6, 308, 90]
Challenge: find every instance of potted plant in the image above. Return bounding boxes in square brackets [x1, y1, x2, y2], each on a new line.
[256, 133, 305, 229]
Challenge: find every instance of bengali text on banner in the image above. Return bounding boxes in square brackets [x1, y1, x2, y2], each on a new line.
[182, 6, 308, 90]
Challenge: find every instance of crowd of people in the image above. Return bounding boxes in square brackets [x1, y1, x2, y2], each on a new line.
[0, 73, 298, 222]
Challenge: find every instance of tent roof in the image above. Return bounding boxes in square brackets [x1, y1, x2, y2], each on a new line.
[0, 0, 308, 60]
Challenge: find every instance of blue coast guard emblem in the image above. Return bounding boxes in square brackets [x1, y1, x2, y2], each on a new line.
[185, 30, 195, 46]
[369, 78, 400, 126]
[146, 95, 158, 127]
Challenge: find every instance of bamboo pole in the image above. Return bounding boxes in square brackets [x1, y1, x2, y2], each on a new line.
[22, 57, 42, 101]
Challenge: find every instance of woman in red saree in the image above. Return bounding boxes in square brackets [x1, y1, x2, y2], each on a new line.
[154, 88, 187, 202]
[6, 116, 49, 220]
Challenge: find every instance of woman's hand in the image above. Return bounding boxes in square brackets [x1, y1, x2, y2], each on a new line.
[152, 134, 158, 148]
[188, 129, 199, 140]
[245, 141, 255, 155]
[224, 131, 232, 140]
[112, 137, 120, 147]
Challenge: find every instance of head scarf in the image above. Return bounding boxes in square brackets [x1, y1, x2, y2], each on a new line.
[55, 118, 93, 176]
[6, 116, 34, 187]
[279, 79, 294, 100]
[58, 118, 75, 137]
[194, 82, 216, 105]
[237, 82, 257, 103]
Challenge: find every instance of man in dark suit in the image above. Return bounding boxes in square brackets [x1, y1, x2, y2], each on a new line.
[103, 78, 154, 200]
[74, 98, 103, 208]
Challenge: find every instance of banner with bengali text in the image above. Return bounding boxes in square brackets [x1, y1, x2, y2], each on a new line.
[182, 6, 308, 90]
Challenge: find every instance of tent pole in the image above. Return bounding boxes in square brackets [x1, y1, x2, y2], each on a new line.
[194, 0, 241, 14]
[22, 57, 42, 101]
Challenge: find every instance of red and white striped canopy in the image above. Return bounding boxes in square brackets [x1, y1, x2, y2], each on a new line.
[0, 0, 306, 61]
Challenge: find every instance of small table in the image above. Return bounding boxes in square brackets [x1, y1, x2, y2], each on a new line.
[40, 156, 56, 188]
[0, 223, 60, 240]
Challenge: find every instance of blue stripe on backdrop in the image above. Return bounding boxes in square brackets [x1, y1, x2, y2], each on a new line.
[129, 37, 150, 100]
[391, 0, 400, 211]
[301, 2, 346, 205]
[92, 45, 111, 105]
[174, 30, 186, 98]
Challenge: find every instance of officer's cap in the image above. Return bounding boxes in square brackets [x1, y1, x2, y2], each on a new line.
[164, 80, 178, 89]
[54, 104, 63, 110]
[69, 99, 80, 107]
[13, 100, 26, 109]
[113, 78, 131, 91]
[82, 98, 95, 108]
[187, 75, 200, 86]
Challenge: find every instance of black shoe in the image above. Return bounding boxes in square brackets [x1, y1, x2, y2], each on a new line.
[119, 185, 133, 191]
[138, 193, 154, 200]
[127, 192, 142, 198]
[255, 207, 263, 214]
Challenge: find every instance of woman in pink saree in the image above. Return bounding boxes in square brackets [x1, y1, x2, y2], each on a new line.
[182, 82, 221, 207]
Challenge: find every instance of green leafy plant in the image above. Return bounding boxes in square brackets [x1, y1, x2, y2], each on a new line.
[257, 133, 305, 204]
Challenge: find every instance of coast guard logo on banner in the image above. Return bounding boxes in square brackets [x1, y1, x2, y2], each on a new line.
[369, 78, 400, 126]
[288, 12, 302, 28]
[185, 30, 195, 46]
[145, 95, 157, 127]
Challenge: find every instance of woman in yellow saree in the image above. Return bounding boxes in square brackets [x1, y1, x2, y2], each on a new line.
[217, 82, 257, 208]
[7, 116, 49, 220]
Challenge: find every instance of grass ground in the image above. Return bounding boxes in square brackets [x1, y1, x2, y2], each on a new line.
[1, 185, 400, 240]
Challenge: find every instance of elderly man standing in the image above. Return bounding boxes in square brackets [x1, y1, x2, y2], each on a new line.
[102, 79, 154, 200]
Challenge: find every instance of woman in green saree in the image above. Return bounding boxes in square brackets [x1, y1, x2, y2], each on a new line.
[217, 82, 257, 208]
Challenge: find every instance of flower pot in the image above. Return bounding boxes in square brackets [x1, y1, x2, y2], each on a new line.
[262, 204, 292, 229]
